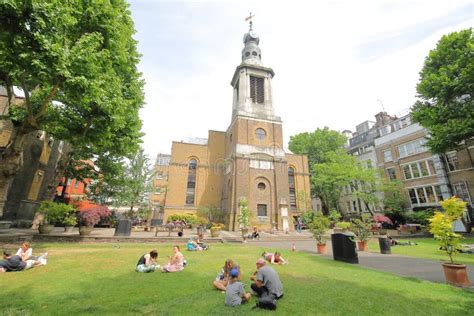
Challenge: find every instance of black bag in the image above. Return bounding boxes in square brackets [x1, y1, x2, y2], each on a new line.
[256, 293, 277, 310]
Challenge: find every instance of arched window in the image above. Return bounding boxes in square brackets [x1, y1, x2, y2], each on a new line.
[288, 167, 297, 209]
[186, 159, 197, 205]
[257, 182, 266, 190]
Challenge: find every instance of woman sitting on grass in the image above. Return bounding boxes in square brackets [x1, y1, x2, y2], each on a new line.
[213, 259, 240, 291]
[15, 242, 48, 265]
[136, 249, 160, 273]
[262, 251, 288, 265]
[161, 245, 185, 272]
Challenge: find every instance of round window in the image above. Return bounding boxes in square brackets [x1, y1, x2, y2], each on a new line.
[255, 128, 266, 140]
[245, 52, 250, 57]
[257, 182, 266, 190]
[252, 51, 258, 56]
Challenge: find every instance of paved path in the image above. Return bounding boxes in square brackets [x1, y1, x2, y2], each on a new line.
[248, 240, 474, 288]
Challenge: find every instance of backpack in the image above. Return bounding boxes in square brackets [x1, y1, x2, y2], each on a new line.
[255, 293, 277, 310]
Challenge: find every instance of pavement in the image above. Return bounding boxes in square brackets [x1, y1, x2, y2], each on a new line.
[1, 227, 473, 288]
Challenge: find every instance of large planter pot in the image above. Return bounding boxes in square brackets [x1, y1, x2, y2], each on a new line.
[79, 225, 94, 236]
[64, 226, 74, 233]
[442, 263, 471, 287]
[38, 224, 54, 235]
[357, 241, 368, 251]
[317, 243, 327, 254]
[210, 229, 220, 238]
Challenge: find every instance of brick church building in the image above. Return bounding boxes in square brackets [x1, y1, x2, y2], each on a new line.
[153, 24, 311, 232]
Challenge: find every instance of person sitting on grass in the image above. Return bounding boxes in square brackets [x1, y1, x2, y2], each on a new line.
[225, 268, 251, 307]
[262, 251, 288, 265]
[196, 238, 209, 250]
[0, 250, 43, 272]
[161, 245, 185, 272]
[250, 258, 284, 300]
[14, 242, 48, 265]
[213, 259, 240, 291]
[187, 238, 203, 251]
[136, 249, 160, 273]
[251, 226, 260, 240]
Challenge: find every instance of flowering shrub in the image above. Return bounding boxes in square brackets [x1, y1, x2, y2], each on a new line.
[77, 206, 111, 227]
[373, 215, 393, 225]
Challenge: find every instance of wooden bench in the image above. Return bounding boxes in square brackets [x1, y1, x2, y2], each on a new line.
[154, 225, 184, 237]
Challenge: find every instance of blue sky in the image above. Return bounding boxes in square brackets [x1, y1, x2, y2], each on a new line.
[128, 0, 473, 159]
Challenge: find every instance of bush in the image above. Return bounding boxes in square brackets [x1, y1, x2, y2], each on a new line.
[335, 221, 351, 230]
[406, 209, 435, 226]
[328, 210, 342, 226]
[77, 206, 111, 227]
[168, 213, 197, 226]
[38, 201, 76, 225]
[308, 214, 330, 244]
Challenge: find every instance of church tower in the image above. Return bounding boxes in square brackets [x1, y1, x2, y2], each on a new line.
[223, 19, 291, 231]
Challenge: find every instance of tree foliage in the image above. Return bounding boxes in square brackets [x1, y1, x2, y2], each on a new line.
[0, 0, 144, 181]
[411, 28, 474, 162]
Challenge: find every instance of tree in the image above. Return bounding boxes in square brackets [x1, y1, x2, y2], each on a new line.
[115, 149, 155, 214]
[0, 1, 144, 186]
[411, 28, 474, 166]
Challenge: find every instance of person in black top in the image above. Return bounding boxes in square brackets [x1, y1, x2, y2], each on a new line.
[0, 250, 26, 272]
[136, 249, 160, 273]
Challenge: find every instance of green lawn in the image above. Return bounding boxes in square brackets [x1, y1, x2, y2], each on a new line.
[367, 237, 474, 265]
[0, 243, 473, 315]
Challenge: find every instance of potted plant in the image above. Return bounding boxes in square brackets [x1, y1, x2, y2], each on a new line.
[328, 210, 342, 228]
[210, 223, 224, 237]
[37, 201, 71, 234]
[429, 197, 470, 287]
[351, 214, 373, 251]
[237, 198, 251, 240]
[334, 221, 351, 233]
[308, 214, 330, 254]
[62, 213, 77, 232]
[77, 205, 111, 236]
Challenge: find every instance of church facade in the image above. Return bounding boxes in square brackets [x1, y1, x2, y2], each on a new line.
[154, 26, 311, 232]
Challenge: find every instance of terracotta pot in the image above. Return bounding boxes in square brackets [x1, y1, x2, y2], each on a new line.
[38, 224, 54, 235]
[357, 241, 368, 251]
[317, 243, 327, 254]
[64, 226, 74, 233]
[442, 263, 471, 287]
[79, 225, 93, 236]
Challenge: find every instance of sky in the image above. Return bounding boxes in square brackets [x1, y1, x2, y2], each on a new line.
[128, 0, 473, 160]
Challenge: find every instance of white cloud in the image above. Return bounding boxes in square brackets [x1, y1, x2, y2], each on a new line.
[131, 0, 473, 159]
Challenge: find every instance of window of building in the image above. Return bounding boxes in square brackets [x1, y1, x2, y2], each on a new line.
[74, 181, 80, 189]
[402, 160, 433, 180]
[403, 165, 412, 180]
[288, 167, 297, 209]
[445, 152, 459, 171]
[386, 167, 396, 181]
[346, 201, 351, 212]
[156, 172, 163, 179]
[257, 182, 266, 190]
[452, 182, 471, 204]
[408, 185, 444, 206]
[257, 204, 267, 217]
[250, 76, 264, 104]
[185, 159, 197, 205]
[383, 150, 393, 162]
[352, 201, 358, 212]
[155, 186, 161, 195]
[255, 128, 266, 140]
[428, 159, 436, 175]
[397, 138, 427, 158]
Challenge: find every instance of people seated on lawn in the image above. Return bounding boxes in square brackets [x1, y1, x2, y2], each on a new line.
[387, 234, 417, 246]
[225, 268, 251, 307]
[195, 238, 209, 250]
[187, 237, 203, 251]
[213, 259, 240, 291]
[161, 245, 185, 272]
[14, 241, 48, 265]
[262, 251, 288, 265]
[250, 258, 284, 300]
[136, 249, 160, 273]
[0, 250, 44, 272]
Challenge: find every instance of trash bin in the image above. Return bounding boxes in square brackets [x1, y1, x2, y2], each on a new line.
[331, 233, 359, 264]
[378, 237, 391, 254]
[114, 219, 132, 236]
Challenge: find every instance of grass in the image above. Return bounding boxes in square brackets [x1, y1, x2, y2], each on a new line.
[0, 242, 473, 315]
[367, 237, 474, 265]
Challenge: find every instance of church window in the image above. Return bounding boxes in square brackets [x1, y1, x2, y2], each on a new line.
[250, 76, 264, 103]
[288, 167, 297, 209]
[257, 182, 266, 190]
[245, 52, 250, 57]
[252, 51, 257, 56]
[185, 159, 197, 205]
[257, 204, 267, 217]
[255, 128, 266, 140]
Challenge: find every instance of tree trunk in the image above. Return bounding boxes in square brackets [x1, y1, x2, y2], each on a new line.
[465, 144, 473, 169]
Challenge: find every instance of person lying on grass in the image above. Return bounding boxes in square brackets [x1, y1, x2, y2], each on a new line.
[15, 242, 48, 265]
[136, 249, 160, 273]
[387, 234, 417, 246]
[262, 251, 288, 265]
[225, 268, 251, 307]
[213, 259, 240, 291]
[161, 245, 185, 272]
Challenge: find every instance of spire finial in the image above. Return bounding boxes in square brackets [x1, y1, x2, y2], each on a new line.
[245, 12, 254, 30]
